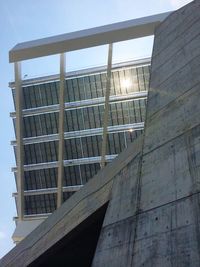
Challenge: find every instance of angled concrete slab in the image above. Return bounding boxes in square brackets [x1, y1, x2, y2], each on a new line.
[1, 136, 142, 266]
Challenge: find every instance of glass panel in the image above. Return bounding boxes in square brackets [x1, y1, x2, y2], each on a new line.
[95, 74, 103, 98]
[72, 78, 81, 101]
[130, 68, 139, 92]
[80, 163, 100, 184]
[89, 75, 97, 99]
[12, 89, 16, 109]
[112, 71, 120, 95]
[50, 82, 59, 104]
[64, 165, 81, 186]
[66, 79, 75, 102]
[24, 193, 56, 215]
[84, 76, 92, 99]
[63, 191, 75, 202]
[24, 141, 58, 164]
[81, 135, 101, 157]
[22, 81, 59, 109]
[137, 67, 145, 91]
[77, 77, 86, 100]
[100, 73, 106, 96]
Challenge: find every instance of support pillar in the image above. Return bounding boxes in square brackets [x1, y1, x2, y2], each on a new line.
[15, 62, 24, 220]
[100, 44, 113, 168]
[57, 53, 66, 208]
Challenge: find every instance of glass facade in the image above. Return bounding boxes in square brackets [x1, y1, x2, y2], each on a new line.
[12, 59, 150, 216]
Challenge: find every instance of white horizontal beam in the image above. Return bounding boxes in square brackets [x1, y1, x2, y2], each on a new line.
[12, 154, 117, 172]
[13, 214, 50, 221]
[101, 43, 113, 168]
[9, 58, 151, 88]
[11, 122, 144, 146]
[9, 12, 171, 62]
[13, 185, 83, 197]
[10, 91, 148, 118]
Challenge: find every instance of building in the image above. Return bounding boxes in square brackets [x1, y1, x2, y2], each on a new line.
[7, 10, 171, 246]
[2, 1, 200, 265]
[11, 58, 150, 242]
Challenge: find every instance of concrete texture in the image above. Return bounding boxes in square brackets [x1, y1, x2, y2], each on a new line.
[1, 0, 200, 266]
[92, 1, 200, 266]
[0, 136, 142, 266]
[12, 219, 44, 244]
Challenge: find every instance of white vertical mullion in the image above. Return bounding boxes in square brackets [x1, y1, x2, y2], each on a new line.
[57, 53, 66, 208]
[15, 62, 24, 220]
[100, 43, 113, 168]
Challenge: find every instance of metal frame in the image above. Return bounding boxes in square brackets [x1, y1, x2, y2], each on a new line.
[10, 91, 148, 118]
[101, 44, 113, 168]
[13, 214, 50, 221]
[9, 12, 171, 62]
[9, 57, 151, 89]
[14, 62, 24, 220]
[57, 53, 66, 208]
[11, 122, 144, 145]
[12, 155, 117, 172]
[9, 12, 171, 222]
[13, 185, 83, 197]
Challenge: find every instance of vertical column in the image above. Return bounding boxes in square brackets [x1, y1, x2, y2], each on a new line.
[57, 53, 66, 208]
[100, 43, 113, 168]
[15, 62, 24, 220]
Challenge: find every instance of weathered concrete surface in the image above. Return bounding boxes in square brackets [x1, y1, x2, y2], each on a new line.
[0, 136, 142, 266]
[1, 1, 200, 266]
[92, 1, 200, 266]
[12, 219, 44, 244]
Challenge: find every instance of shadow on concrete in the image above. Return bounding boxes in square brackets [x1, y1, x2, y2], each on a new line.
[29, 202, 108, 267]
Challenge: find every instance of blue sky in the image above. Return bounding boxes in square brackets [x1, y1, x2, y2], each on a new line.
[0, 0, 192, 258]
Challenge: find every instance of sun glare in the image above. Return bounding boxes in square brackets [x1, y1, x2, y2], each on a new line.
[121, 78, 132, 89]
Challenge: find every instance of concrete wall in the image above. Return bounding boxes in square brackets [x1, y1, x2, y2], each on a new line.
[92, 1, 200, 266]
